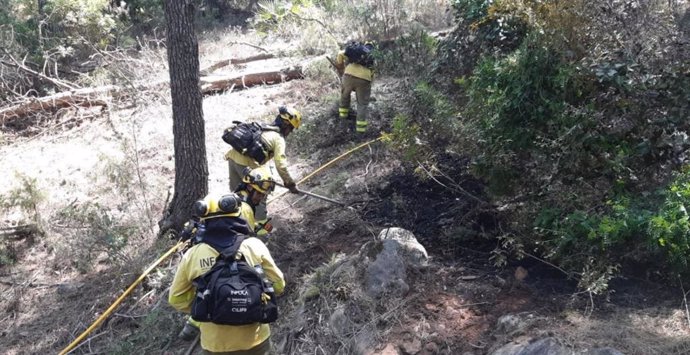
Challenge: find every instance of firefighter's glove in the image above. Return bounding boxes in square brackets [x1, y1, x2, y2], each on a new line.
[257, 219, 273, 233]
[178, 221, 197, 241]
[284, 182, 299, 194]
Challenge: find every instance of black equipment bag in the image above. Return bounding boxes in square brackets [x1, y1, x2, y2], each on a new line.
[344, 42, 375, 68]
[222, 121, 268, 164]
[190, 236, 278, 325]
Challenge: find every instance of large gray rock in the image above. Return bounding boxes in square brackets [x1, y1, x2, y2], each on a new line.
[377, 227, 429, 268]
[364, 228, 428, 298]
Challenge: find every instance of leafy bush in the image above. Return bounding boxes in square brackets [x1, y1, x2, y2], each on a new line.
[534, 166, 690, 279]
[465, 33, 578, 195]
[434, 0, 690, 289]
[382, 114, 426, 162]
[376, 28, 438, 77]
[410, 81, 457, 145]
[383, 78, 462, 164]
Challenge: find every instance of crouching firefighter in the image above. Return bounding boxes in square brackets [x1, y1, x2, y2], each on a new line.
[224, 106, 302, 198]
[169, 192, 286, 354]
[236, 166, 277, 239]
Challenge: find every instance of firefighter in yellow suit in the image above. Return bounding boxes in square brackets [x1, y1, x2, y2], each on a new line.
[236, 166, 277, 237]
[177, 167, 277, 340]
[335, 42, 374, 134]
[224, 106, 301, 229]
[169, 194, 285, 354]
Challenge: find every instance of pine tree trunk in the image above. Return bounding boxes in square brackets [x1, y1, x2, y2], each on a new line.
[160, 0, 208, 235]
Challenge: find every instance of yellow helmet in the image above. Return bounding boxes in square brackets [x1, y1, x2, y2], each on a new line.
[278, 106, 302, 129]
[193, 192, 242, 220]
[241, 166, 276, 194]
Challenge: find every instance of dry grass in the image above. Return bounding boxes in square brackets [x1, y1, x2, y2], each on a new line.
[558, 308, 690, 354]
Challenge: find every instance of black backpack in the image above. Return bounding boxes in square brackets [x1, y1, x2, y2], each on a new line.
[190, 235, 278, 325]
[344, 42, 375, 68]
[222, 121, 269, 164]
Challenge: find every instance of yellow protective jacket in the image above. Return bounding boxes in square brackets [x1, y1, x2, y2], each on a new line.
[168, 238, 285, 352]
[239, 200, 255, 232]
[336, 51, 373, 82]
[225, 129, 295, 186]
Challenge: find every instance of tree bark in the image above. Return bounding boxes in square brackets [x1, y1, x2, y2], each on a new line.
[160, 0, 208, 235]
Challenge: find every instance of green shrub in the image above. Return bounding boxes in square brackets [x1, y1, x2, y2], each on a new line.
[467, 34, 572, 152]
[55, 202, 135, 272]
[648, 168, 690, 270]
[533, 166, 690, 282]
[0, 244, 17, 266]
[1, 174, 46, 221]
[450, 0, 490, 24]
[382, 114, 426, 162]
[376, 28, 438, 78]
[411, 81, 457, 145]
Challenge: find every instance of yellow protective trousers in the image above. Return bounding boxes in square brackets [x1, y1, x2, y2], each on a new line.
[340, 74, 371, 132]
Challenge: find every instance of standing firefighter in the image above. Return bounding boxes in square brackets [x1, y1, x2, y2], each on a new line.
[335, 41, 375, 134]
[177, 172, 277, 341]
[169, 193, 285, 354]
[223, 106, 301, 221]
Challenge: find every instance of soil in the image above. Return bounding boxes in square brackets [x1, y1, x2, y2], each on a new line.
[0, 38, 689, 355]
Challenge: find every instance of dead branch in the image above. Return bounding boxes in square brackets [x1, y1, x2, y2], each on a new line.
[0, 86, 116, 123]
[680, 277, 690, 328]
[200, 53, 276, 75]
[1, 49, 79, 91]
[287, 13, 339, 46]
[377, 27, 455, 49]
[200, 65, 304, 95]
[227, 41, 269, 53]
[0, 279, 59, 288]
[184, 335, 200, 355]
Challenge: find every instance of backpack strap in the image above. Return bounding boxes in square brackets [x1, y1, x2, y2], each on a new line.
[192, 235, 246, 291]
[261, 124, 280, 133]
[217, 235, 246, 262]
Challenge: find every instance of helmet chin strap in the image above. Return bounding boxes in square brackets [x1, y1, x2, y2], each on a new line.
[247, 188, 261, 207]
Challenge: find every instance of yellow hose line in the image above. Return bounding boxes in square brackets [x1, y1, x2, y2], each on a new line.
[60, 134, 385, 354]
[59, 241, 185, 355]
[268, 135, 384, 204]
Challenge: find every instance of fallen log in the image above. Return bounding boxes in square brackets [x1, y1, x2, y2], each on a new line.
[0, 224, 38, 239]
[200, 53, 276, 75]
[0, 55, 321, 121]
[200, 65, 304, 95]
[0, 86, 118, 124]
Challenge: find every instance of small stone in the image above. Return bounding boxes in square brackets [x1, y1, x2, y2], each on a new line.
[401, 338, 422, 355]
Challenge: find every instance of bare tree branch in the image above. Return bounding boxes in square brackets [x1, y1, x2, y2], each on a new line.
[1, 48, 79, 91]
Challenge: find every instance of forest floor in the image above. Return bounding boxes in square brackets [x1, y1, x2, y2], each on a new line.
[1, 29, 690, 355]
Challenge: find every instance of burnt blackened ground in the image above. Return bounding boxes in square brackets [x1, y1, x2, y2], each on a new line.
[359, 154, 497, 259]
